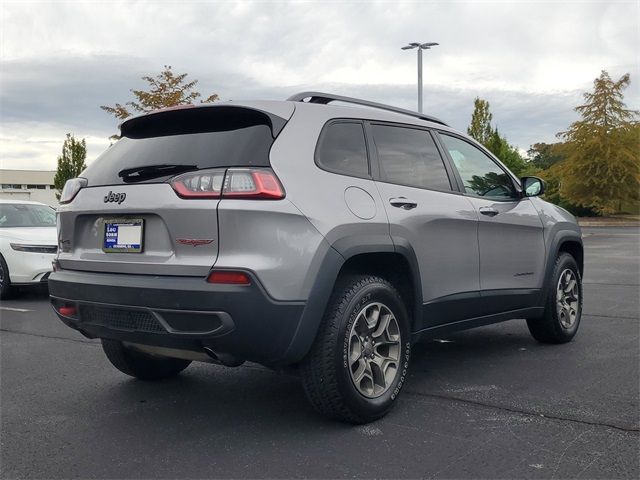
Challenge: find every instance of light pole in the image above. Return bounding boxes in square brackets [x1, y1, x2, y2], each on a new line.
[401, 42, 438, 113]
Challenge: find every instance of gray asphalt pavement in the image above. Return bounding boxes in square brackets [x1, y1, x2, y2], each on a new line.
[1, 227, 639, 479]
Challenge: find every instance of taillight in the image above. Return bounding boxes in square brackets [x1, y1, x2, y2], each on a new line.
[222, 169, 285, 199]
[59, 178, 87, 204]
[206, 270, 252, 285]
[169, 168, 285, 200]
[170, 168, 225, 199]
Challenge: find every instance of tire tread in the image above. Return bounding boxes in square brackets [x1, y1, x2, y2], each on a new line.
[300, 274, 403, 423]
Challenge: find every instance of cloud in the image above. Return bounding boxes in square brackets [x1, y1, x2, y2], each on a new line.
[1, 0, 638, 170]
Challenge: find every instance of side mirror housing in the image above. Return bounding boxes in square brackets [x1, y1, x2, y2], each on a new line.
[521, 176, 545, 197]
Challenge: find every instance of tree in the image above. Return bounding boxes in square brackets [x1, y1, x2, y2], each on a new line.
[526, 142, 565, 170]
[485, 128, 528, 176]
[54, 134, 87, 200]
[101, 65, 219, 137]
[557, 71, 639, 214]
[467, 97, 493, 145]
[467, 97, 528, 176]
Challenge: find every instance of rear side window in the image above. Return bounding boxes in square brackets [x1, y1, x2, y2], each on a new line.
[316, 122, 369, 177]
[371, 124, 451, 191]
[82, 106, 282, 186]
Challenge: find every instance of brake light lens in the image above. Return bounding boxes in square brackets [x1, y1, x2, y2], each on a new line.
[223, 169, 285, 199]
[206, 270, 251, 285]
[169, 168, 284, 200]
[59, 178, 87, 204]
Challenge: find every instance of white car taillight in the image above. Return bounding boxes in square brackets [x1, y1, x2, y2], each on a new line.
[59, 178, 87, 204]
[169, 168, 285, 200]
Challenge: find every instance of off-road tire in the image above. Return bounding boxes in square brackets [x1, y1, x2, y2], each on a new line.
[527, 253, 582, 344]
[101, 339, 191, 380]
[300, 275, 411, 424]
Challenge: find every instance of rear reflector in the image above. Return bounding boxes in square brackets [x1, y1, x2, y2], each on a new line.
[170, 168, 284, 200]
[206, 271, 251, 285]
[57, 305, 77, 317]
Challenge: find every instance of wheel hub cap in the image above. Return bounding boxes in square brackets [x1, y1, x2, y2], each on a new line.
[556, 268, 579, 329]
[348, 302, 401, 398]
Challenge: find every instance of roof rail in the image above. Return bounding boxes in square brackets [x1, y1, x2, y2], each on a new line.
[287, 91, 448, 126]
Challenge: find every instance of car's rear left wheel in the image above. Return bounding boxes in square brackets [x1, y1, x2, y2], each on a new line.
[101, 339, 191, 380]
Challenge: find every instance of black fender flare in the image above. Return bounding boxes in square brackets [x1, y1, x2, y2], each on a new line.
[279, 234, 423, 364]
[540, 228, 584, 303]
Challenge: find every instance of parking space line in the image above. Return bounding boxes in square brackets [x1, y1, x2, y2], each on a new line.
[0, 306, 32, 313]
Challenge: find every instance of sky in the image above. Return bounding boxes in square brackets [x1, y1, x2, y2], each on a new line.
[0, 0, 638, 171]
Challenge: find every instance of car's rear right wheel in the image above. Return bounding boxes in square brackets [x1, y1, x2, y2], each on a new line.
[300, 274, 411, 424]
[101, 339, 191, 380]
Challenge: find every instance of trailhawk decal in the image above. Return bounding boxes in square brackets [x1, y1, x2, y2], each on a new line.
[176, 238, 214, 247]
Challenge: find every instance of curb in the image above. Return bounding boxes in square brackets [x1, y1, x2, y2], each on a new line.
[578, 222, 640, 227]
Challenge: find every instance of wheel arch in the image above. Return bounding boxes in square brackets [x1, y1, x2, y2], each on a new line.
[558, 238, 584, 277]
[541, 229, 584, 303]
[279, 239, 422, 365]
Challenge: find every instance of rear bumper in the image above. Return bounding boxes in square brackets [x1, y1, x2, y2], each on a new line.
[6, 250, 55, 284]
[48, 269, 305, 365]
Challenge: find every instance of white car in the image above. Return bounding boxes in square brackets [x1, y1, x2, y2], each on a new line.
[0, 199, 57, 298]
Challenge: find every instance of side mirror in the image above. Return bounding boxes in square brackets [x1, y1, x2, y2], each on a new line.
[521, 176, 545, 197]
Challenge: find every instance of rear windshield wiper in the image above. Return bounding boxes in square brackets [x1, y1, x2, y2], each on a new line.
[118, 164, 198, 183]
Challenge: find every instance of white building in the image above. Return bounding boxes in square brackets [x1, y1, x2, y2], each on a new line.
[0, 170, 58, 206]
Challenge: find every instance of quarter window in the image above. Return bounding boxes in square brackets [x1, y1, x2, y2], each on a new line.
[316, 122, 369, 177]
[439, 134, 517, 199]
[371, 125, 451, 191]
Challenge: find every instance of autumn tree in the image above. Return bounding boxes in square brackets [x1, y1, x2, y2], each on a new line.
[101, 65, 219, 137]
[467, 97, 493, 145]
[53, 134, 87, 200]
[557, 71, 639, 214]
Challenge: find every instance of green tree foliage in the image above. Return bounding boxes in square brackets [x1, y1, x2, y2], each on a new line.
[53, 134, 87, 200]
[484, 129, 528, 176]
[101, 65, 219, 137]
[467, 98, 528, 176]
[467, 98, 493, 145]
[526, 142, 565, 170]
[557, 71, 639, 214]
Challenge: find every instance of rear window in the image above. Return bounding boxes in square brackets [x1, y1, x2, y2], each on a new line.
[83, 106, 283, 186]
[0, 204, 56, 228]
[372, 124, 452, 191]
[315, 121, 369, 178]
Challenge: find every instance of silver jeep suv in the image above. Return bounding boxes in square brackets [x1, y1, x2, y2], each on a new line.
[51, 92, 584, 423]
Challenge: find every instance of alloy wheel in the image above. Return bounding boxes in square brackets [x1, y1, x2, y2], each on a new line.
[556, 268, 579, 329]
[347, 302, 401, 398]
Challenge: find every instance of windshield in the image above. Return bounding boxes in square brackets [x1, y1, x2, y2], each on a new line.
[0, 204, 56, 228]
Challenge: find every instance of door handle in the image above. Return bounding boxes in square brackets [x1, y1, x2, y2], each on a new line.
[479, 206, 499, 217]
[389, 197, 418, 210]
